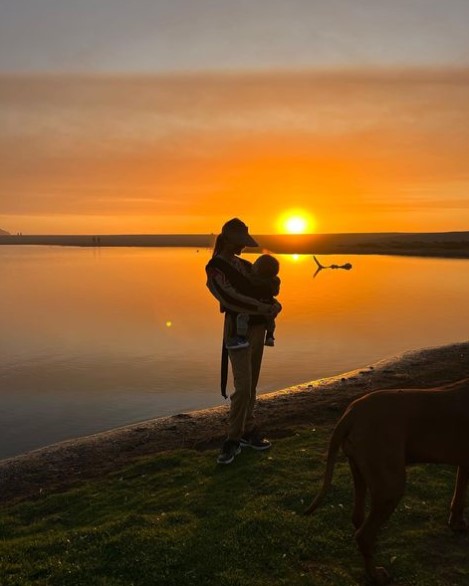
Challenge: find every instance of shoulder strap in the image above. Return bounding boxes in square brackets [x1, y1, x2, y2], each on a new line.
[220, 339, 229, 398]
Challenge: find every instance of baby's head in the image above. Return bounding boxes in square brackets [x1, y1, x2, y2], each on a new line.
[253, 254, 279, 278]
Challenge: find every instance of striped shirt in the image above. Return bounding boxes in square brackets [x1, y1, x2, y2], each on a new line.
[205, 255, 268, 315]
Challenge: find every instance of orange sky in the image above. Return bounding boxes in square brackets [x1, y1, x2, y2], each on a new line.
[1, 70, 469, 234]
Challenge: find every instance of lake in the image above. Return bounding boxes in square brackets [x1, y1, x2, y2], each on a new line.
[1, 246, 468, 459]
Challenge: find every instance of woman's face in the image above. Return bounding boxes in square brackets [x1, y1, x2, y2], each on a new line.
[224, 240, 244, 256]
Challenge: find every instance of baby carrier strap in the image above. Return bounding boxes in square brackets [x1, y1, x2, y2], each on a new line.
[220, 338, 229, 399]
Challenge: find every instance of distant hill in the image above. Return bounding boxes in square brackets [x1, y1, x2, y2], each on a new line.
[0, 228, 10, 235]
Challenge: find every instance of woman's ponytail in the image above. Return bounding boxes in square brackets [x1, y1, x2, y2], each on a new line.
[212, 234, 225, 258]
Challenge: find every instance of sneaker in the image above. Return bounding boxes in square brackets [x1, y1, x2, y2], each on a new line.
[226, 336, 249, 350]
[217, 439, 241, 464]
[239, 431, 271, 451]
[265, 336, 275, 347]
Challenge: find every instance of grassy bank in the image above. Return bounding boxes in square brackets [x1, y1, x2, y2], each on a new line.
[1, 424, 468, 586]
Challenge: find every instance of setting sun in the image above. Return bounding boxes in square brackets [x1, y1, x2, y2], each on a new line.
[285, 216, 307, 234]
[278, 210, 316, 234]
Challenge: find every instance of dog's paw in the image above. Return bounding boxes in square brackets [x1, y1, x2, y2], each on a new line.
[448, 515, 468, 532]
[369, 566, 392, 585]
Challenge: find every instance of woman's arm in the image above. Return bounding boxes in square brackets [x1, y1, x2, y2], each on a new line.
[206, 265, 274, 315]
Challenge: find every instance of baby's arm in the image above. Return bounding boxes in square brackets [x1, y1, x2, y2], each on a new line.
[271, 276, 281, 297]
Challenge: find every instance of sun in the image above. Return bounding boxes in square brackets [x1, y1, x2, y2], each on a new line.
[278, 210, 316, 234]
[285, 216, 307, 234]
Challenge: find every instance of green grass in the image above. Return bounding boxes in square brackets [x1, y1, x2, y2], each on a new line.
[1, 425, 468, 585]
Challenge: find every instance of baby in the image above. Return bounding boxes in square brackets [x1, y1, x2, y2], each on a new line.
[226, 254, 281, 350]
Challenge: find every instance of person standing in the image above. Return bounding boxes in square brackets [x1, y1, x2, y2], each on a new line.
[205, 218, 281, 464]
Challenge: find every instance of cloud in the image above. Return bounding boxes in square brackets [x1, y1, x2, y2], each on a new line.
[2, 1, 469, 72]
[1, 69, 469, 232]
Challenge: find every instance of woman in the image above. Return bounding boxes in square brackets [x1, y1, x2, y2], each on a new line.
[205, 218, 281, 464]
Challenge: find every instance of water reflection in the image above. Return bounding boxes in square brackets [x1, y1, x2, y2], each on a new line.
[0, 246, 468, 458]
[313, 255, 353, 278]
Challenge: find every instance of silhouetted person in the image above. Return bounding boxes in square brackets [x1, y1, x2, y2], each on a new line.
[227, 254, 281, 349]
[205, 218, 281, 465]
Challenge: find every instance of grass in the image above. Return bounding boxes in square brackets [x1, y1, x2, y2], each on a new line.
[0, 424, 468, 585]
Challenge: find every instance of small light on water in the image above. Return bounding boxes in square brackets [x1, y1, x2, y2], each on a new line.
[166, 321, 172, 328]
[285, 253, 307, 263]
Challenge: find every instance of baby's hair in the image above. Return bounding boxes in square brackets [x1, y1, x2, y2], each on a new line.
[253, 254, 279, 278]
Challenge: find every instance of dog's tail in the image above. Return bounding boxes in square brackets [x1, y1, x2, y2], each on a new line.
[304, 411, 353, 515]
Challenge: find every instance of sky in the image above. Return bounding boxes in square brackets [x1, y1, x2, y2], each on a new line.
[1, 0, 469, 234]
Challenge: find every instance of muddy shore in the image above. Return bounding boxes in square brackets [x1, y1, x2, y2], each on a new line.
[1, 341, 468, 506]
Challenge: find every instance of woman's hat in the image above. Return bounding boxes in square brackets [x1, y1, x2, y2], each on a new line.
[221, 218, 258, 247]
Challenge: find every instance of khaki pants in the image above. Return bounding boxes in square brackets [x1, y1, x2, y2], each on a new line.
[224, 315, 266, 440]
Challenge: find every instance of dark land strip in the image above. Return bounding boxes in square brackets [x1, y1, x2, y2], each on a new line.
[1, 232, 469, 258]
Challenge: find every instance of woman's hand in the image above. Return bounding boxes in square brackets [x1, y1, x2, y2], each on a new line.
[270, 300, 282, 316]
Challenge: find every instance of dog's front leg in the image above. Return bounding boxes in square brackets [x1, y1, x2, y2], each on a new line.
[449, 466, 469, 532]
[355, 498, 400, 585]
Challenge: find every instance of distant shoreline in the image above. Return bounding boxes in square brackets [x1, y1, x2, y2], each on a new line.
[1, 231, 469, 258]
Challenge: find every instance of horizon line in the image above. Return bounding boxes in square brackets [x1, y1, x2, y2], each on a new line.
[2, 230, 469, 237]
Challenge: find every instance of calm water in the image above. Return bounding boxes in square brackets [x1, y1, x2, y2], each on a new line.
[1, 246, 468, 459]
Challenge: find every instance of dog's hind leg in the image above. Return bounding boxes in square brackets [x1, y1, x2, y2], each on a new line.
[355, 471, 405, 585]
[350, 458, 367, 530]
[449, 466, 469, 532]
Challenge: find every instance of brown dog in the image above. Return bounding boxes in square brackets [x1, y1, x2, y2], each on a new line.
[305, 378, 469, 584]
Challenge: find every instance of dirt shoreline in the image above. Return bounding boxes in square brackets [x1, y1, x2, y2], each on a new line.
[1, 340, 468, 506]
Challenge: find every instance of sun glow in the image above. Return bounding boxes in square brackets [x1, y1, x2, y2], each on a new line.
[286, 216, 308, 234]
[285, 253, 308, 263]
[278, 210, 316, 234]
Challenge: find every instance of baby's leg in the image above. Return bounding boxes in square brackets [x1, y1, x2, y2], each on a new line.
[236, 313, 249, 337]
[265, 317, 276, 346]
[265, 317, 276, 338]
